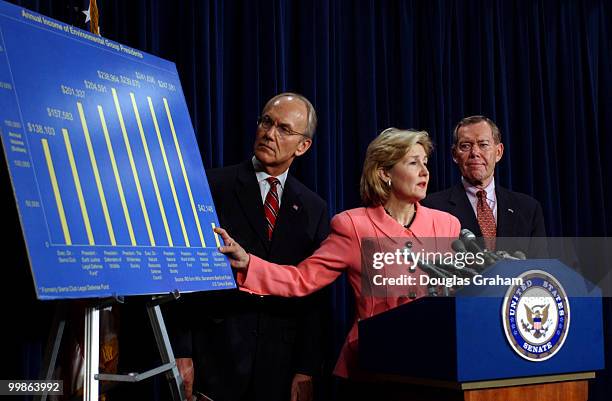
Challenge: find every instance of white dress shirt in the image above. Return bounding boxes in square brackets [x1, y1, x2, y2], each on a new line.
[462, 177, 498, 222]
[252, 156, 289, 206]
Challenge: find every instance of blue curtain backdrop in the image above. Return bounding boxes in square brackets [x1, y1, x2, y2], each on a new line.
[5, 0, 611, 399]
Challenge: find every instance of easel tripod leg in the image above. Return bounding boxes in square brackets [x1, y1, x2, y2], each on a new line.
[147, 303, 186, 401]
[36, 303, 66, 401]
[83, 306, 100, 401]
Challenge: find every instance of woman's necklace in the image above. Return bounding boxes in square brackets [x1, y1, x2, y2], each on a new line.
[384, 206, 416, 228]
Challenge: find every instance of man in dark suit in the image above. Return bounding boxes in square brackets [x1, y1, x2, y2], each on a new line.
[422, 116, 546, 254]
[172, 93, 330, 401]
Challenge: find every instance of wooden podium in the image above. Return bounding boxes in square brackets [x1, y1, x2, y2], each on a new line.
[358, 260, 604, 401]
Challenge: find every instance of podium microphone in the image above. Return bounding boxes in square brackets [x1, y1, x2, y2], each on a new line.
[459, 229, 499, 266]
[449, 239, 485, 275]
[451, 239, 468, 253]
[513, 250, 527, 260]
[418, 261, 454, 279]
[494, 250, 521, 260]
[460, 229, 484, 253]
[436, 260, 479, 277]
[417, 261, 452, 297]
[404, 241, 416, 272]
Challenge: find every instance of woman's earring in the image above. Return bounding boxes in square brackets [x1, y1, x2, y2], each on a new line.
[387, 180, 391, 186]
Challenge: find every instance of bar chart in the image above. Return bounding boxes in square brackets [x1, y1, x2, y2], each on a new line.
[0, 1, 234, 299]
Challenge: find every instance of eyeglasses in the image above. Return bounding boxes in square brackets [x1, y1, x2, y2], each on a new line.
[258, 115, 308, 139]
[456, 141, 494, 153]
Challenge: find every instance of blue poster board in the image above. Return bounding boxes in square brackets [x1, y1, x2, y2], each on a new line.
[0, 1, 235, 299]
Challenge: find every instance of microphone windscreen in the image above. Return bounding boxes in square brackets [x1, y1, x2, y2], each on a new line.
[460, 228, 476, 240]
[451, 239, 467, 253]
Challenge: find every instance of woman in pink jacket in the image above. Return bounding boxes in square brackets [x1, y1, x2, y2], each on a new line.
[216, 128, 460, 382]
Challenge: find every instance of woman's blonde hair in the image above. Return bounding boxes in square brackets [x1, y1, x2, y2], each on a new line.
[360, 127, 433, 207]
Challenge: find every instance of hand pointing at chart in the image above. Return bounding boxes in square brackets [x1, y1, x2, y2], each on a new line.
[214, 227, 249, 269]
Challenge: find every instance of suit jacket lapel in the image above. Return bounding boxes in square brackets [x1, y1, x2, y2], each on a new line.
[270, 176, 303, 253]
[495, 186, 515, 237]
[235, 160, 269, 246]
[448, 183, 481, 236]
[366, 205, 409, 241]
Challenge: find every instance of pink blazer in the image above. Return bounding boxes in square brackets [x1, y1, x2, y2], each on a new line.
[239, 204, 460, 378]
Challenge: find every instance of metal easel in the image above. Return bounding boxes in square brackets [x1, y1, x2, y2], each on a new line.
[38, 291, 186, 401]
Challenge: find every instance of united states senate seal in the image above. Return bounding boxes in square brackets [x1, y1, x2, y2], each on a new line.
[501, 270, 570, 361]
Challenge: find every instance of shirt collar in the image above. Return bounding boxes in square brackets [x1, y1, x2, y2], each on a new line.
[462, 176, 496, 201]
[252, 156, 289, 188]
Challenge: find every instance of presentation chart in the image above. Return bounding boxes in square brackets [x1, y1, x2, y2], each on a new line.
[0, 1, 235, 299]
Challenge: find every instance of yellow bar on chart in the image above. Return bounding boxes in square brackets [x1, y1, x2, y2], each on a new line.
[112, 87, 156, 246]
[98, 105, 137, 246]
[163, 97, 206, 247]
[148, 96, 193, 247]
[77, 103, 115, 245]
[211, 223, 221, 248]
[130, 93, 174, 247]
[41, 138, 72, 245]
[62, 128, 95, 245]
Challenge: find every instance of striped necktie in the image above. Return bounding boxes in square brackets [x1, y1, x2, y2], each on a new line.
[264, 177, 280, 240]
[476, 190, 496, 249]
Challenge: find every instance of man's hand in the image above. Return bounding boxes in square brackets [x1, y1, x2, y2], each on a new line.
[290, 373, 313, 401]
[214, 227, 250, 269]
[176, 357, 194, 401]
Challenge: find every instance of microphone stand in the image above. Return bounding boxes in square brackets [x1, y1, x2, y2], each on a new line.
[418, 262, 453, 297]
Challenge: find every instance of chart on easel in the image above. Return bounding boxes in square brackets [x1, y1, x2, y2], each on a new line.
[0, 1, 234, 299]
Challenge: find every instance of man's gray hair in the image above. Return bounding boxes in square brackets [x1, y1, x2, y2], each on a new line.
[263, 92, 318, 138]
[452, 115, 501, 145]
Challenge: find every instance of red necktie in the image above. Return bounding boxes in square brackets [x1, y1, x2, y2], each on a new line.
[476, 190, 496, 249]
[264, 177, 280, 240]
